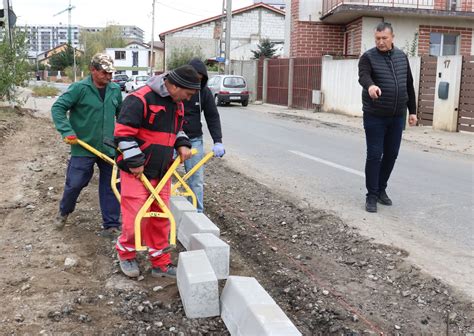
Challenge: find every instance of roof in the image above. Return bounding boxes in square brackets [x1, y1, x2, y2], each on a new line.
[159, 2, 285, 40]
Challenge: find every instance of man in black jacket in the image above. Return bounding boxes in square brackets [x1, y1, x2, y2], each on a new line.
[358, 22, 418, 213]
[183, 58, 225, 213]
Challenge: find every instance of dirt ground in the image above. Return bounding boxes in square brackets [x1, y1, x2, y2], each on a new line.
[0, 107, 473, 335]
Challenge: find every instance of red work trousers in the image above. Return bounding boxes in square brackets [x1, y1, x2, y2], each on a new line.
[116, 171, 171, 269]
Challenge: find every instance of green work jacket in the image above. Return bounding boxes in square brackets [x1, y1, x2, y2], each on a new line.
[51, 76, 122, 157]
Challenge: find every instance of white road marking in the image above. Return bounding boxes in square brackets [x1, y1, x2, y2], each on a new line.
[289, 150, 364, 178]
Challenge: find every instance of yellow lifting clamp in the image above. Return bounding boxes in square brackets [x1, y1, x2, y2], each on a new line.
[171, 151, 215, 208]
[134, 148, 198, 252]
[76, 139, 200, 253]
[76, 139, 121, 202]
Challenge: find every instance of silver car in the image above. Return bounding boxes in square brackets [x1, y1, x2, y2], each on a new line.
[125, 75, 150, 93]
[207, 75, 249, 107]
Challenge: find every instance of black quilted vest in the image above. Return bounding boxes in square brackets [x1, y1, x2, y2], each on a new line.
[362, 47, 409, 117]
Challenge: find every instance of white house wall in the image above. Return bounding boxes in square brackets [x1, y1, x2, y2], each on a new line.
[105, 45, 149, 77]
[321, 57, 421, 117]
[298, 0, 322, 22]
[164, 8, 285, 68]
[361, 16, 474, 55]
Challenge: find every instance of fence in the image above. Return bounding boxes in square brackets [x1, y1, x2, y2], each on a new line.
[257, 57, 322, 109]
[417, 56, 437, 126]
[458, 56, 474, 132]
[229, 60, 258, 102]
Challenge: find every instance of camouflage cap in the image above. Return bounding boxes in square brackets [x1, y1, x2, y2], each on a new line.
[90, 53, 115, 73]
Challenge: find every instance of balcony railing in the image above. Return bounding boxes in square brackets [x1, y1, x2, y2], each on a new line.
[322, 0, 473, 17]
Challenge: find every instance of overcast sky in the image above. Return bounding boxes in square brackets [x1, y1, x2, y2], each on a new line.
[11, 0, 254, 40]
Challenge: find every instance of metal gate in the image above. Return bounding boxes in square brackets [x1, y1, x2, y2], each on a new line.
[267, 59, 289, 106]
[458, 56, 474, 132]
[292, 57, 322, 109]
[417, 56, 437, 126]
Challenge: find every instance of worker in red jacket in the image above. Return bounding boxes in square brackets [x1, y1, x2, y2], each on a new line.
[114, 65, 201, 279]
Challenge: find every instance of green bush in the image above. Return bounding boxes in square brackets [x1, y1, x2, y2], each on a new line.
[31, 85, 60, 97]
[0, 31, 30, 104]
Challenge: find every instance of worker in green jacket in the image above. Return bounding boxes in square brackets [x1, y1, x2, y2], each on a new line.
[51, 53, 122, 236]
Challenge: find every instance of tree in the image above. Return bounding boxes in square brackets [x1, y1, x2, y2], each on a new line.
[49, 44, 82, 71]
[79, 25, 126, 71]
[251, 38, 278, 59]
[166, 46, 204, 70]
[0, 30, 30, 104]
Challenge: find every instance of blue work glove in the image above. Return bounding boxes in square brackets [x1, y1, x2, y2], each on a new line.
[212, 142, 225, 158]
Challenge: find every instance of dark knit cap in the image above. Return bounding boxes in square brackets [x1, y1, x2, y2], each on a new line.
[167, 65, 201, 90]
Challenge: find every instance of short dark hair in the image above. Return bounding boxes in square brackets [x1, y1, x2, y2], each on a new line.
[376, 22, 393, 33]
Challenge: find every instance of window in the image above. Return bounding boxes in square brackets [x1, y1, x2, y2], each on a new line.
[115, 51, 126, 60]
[429, 33, 459, 56]
[223, 77, 246, 88]
[132, 70, 138, 75]
[132, 51, 139, 66]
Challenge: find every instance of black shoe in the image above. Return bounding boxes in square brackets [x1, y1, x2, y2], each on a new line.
[378, 190, 392, 206]
[365, 195, 377, 213]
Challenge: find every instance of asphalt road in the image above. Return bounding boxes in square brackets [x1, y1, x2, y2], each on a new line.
[205, 104, 473, 297]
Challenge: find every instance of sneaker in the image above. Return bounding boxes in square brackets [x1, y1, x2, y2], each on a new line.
[151, 264, 177, 279]
[100, 226, 121, 238]
[119, 259, 140, 278]
[378, 190, 392, 206]
[54, 213, 68, 230]
[365, 195, 377, 213]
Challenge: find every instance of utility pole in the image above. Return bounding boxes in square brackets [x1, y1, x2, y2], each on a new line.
[224, 0, 232, 74]
[3, 0, 11, 46]
[149, 0, 156, 76]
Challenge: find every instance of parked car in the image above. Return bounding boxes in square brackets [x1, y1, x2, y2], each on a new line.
[111, 74, 129, 91]
[207, 75, 249, 107]
[125, 75, 150, 93]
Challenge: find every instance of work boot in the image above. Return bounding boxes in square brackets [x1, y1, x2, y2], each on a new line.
[100, 226, 121, 238]
[54, 213, 68, 230]
[378, 190, 392, 206]
[365, 195, 377, 213]
[151, 264, 177, 279]
[119, 259, 140, 278]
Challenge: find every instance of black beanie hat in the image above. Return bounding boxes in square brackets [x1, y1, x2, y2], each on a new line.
[167, 65, 201, 90]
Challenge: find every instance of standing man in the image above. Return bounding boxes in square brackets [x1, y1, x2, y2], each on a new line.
[51, 53, 122, 235]
[358, 22, 418, 213]
[115, 65, 200, 279]
[183, 58, 225, 213]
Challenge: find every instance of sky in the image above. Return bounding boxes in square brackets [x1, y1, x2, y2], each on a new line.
[11, 0, 254, 41]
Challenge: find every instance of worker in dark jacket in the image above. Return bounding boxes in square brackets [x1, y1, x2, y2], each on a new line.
[183, 58, 225, 213]
[358, 22, 418, 213]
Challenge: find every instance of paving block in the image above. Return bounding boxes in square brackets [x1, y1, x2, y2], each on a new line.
[177, 250, 219, 318]
[189, 233, 230, 280]
[221, 276, 301, 336]
[178, 212, 220, 250]
[170, 196, 196, 229]
[240, 304, 302, 336]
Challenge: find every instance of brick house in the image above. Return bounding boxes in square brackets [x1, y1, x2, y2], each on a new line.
[159, 3, 285, 69]
[285, 0, 473, 57]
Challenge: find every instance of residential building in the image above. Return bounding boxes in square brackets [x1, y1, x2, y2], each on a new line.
[159, 3, 285, 69]
[20, 24, 145, 60]
[19, 24, 81, 59]
[105, 41, 164, 77]
[37, 43, 84, 67]
[254, 0, 287, 11]
[284, 0, 473, 57]
[109, 25, 144, 43]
